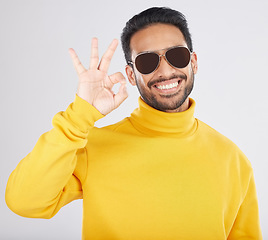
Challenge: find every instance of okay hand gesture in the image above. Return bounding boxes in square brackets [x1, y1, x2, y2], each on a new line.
[69, 38, 128, 115]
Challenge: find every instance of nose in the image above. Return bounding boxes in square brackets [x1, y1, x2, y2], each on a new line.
[156, 54, 176, 77]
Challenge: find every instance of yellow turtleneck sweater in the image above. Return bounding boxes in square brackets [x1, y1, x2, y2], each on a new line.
[6, 95, 262, 239]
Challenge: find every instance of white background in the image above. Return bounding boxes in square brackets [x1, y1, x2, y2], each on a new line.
[0, 0, 267, 239]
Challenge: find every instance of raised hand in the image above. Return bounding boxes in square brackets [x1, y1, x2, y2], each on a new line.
[69, 38, 128, 115]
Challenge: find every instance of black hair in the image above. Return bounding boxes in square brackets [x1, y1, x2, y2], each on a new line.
[121, 7, 193, 64]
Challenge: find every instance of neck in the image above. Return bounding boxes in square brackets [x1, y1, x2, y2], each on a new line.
[129, 97, 197, 136]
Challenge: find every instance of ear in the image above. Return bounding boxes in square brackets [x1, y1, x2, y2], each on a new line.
[125, 64, 137, 86]
[190, 52, 198, 74]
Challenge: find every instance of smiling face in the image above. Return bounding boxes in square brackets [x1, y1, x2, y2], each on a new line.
[125, 23, 198, 112]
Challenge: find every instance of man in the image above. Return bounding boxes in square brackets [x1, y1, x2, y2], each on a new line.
[6, 7, 262, 239]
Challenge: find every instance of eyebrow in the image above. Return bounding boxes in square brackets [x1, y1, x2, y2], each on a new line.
[136, 45, 188, 56]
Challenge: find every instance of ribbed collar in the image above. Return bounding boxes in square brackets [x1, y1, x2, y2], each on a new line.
[129, 97, 198, 137]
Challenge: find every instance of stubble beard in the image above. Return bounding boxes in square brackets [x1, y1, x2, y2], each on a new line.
[135, 70, 195, 112]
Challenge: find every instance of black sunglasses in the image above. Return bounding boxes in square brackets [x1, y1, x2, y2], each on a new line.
[128, 46, 192, 75]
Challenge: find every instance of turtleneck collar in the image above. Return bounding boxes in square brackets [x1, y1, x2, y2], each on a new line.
[129, 97, 198, 137]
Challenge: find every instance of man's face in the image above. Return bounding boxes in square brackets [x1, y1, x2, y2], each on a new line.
[125, 23, 198, 112]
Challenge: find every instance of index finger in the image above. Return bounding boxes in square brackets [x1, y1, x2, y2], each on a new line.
[69, 48, 86, 75]
[98, 39, 118, 73]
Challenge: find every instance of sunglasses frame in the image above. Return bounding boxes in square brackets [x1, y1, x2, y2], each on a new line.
[128, 45, 193, 75]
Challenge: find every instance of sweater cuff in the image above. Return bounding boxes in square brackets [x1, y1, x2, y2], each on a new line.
[62, 94, 104, 133]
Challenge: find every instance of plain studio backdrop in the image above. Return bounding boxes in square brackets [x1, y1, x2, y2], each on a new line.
[0, 0, 267, 239]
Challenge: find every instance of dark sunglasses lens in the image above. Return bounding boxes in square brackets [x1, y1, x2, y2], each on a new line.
[135, 52, 159, 74]
[166, 47, 191, 68]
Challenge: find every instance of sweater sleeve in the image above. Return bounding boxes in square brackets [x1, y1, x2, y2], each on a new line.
[5, 94, 104, 219]
[227, 172, 263, 239]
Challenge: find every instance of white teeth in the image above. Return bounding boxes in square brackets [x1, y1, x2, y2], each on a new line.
[156, 82, 178, 90]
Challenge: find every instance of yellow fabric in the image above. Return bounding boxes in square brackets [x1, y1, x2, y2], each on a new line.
[6, 95, 262, 239]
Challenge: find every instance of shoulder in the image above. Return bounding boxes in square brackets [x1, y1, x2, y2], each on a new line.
[197, 119, 239, 148]
[100, 117, 133, 133]
[89, 116, 138, 136]
[196, 119, 253, 170]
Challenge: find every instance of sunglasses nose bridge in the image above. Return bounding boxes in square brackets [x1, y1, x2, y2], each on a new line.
[158, 53, 166, 62]
[158, 53, 173, 69]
